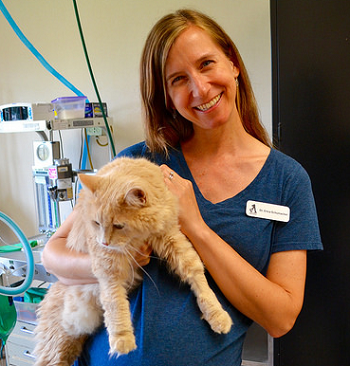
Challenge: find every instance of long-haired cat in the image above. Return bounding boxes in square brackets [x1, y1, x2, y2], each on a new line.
[34, 157, 232, 366]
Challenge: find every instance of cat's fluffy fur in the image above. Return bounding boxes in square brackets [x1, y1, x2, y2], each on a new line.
[34, 157, 232, 366]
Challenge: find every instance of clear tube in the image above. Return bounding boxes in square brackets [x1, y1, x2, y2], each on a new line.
[0, 212, 34, 296]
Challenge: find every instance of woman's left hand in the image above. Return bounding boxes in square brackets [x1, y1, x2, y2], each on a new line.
[134, 243, 153, 267]
[160, 164, 205, 237]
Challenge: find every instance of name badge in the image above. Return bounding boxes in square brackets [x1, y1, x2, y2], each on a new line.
[246, 200, 290, 222]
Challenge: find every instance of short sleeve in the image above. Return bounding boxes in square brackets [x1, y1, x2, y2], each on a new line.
[271, 163, 323, 253]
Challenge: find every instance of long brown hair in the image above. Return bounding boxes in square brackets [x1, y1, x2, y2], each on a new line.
[140, 9, 271, 154]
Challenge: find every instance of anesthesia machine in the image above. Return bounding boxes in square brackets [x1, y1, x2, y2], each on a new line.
[0, 100, 112, 232]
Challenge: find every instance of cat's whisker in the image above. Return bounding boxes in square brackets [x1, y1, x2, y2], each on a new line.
[124, 247, 160, 295]
[131, 245, 163, 262]
[123, 254, 137, 292]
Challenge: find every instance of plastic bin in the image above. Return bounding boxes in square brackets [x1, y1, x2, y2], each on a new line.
[51, 96, 86, 119]
[14, 301, 38, 324]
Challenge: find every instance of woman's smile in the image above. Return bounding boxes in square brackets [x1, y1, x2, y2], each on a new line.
[194, 92, 223, 112]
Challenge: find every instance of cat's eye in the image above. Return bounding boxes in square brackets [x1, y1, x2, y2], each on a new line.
[113, 223, 125, 230]
[93, 220, 100, 227]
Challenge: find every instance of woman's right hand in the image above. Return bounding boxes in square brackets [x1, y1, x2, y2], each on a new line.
[41, 210, 97, 285]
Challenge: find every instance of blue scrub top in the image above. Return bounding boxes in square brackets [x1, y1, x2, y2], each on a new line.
[75, 142, 322, 366]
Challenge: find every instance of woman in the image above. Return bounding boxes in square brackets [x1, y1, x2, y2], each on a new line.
[42, 9, 322, 366]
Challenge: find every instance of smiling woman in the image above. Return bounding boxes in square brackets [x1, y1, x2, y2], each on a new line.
[140, 9, 271, 154]
[41, 8, 322, 366]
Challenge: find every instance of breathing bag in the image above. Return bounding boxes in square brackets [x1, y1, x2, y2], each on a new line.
[0, 295, 17, 345]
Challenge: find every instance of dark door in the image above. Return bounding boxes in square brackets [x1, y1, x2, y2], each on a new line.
[271, 1, 350, 365]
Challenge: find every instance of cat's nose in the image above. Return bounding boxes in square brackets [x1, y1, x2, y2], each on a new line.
[102, 242, 109, 246]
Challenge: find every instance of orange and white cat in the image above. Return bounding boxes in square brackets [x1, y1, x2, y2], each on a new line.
[34, 157, 232, 366]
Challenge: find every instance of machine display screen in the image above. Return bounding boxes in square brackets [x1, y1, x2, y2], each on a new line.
[1, 106, 29, 121]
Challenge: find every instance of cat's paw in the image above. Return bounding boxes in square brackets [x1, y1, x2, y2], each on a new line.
[206, 309, 233, 334]
[109, 332, 137, 355]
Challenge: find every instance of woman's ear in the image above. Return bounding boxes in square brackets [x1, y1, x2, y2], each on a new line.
[230, 61, 240, 78]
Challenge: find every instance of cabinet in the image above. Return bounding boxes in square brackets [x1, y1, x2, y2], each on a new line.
[5, 321, 36, 366]
[0, 246, 54, 365]
[242, 323, 273, 366]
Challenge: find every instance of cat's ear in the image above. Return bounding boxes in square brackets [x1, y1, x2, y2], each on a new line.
[79, 174, 99, 193]
[124, 188, 147, 207]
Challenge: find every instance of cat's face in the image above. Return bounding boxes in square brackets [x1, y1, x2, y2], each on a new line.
[88, 187, 151, 252]
[78, 157, 176, 253]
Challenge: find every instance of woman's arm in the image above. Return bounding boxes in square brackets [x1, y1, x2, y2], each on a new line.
[160, 165, 306, 338]
[188, 225, 306, 338]
[41, 210, 97, 285]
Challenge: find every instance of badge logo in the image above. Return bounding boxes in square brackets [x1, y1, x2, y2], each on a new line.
[246, 200, 290, 222]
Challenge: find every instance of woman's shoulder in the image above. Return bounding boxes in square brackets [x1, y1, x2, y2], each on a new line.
[269, 147, 300, 165]
[268, 148, 308, 177]
[116, 141, 150, 158]
[263, 148, 314, 198]
[116, 142, 181, 167]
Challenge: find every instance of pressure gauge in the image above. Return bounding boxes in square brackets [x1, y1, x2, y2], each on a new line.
[33, 141, 60, 167]
[36, 143, 50, 161]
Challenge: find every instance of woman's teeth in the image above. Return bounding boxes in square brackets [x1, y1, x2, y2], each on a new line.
[195, 93, 222, 112]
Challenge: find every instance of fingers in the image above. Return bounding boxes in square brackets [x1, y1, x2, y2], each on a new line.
[134, 243, 152, 267]
[160, 164, 176, 183]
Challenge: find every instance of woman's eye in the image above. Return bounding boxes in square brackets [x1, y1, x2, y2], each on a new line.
[114, 223, 125, 230]
[172, 75, 185, 85]
[201, 60, 213, 68]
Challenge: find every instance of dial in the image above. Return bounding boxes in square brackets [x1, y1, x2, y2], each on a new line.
[36, 143, 50, 161]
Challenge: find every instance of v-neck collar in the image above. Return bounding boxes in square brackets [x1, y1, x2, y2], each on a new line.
[175, 146, 273, 205]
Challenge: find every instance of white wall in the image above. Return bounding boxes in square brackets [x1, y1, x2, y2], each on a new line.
[0, 0, 271, 237]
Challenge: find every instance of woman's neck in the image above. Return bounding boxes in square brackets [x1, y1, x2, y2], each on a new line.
[182, 121, 261, 160]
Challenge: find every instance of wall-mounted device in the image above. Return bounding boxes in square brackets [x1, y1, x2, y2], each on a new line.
[47, 117, 111, 131]
[0, 103, 54, 133]
[0, 102, 113, 134]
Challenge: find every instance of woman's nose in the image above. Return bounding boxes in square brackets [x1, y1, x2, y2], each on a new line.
[189, 74, 209, 98]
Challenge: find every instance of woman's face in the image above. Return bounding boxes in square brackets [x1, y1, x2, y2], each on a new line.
[165, 26, 239, 131]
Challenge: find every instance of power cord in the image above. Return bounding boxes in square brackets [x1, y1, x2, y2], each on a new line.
[72, 0, 116, 158]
